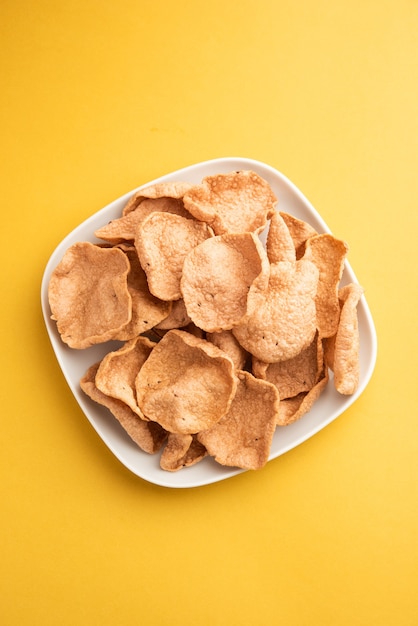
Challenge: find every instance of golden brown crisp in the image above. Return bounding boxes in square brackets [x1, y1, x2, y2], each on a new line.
[276, 367, 329, 426]
[95, 336, 155, 418]
[180, 233, 270, 333]
[135, 330, 237, 435]
[48, 242, 131, 349]
[197, 371, 279, 470]
[279, 212, 318, 259]
[183, 170, 277, 235]
[154, 298, 191, 330]
[113, 245, 171, 340]
[327, 282, 364, 395]
[135, 212, 214, 301]
[206, 330, 249, 370]
[252, 332, 324, 399]
[95, 197, 190, 244]
[232, 259, 319, 363]
[122, 182, 193, 215]
[304, 233, 349, 338]
[266, 211, 296, 264]
[160, 433, 207, 472]
[80, 362, 167, 454]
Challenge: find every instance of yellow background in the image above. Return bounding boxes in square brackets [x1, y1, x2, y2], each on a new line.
[1, 1, 417, 624]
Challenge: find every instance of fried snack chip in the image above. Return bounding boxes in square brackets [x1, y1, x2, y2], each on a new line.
[160, 433, 207, 472]
[206, 330, 249, 370]
[80, 363, 167, 454]
[154, 298, 191, 330]
[325, 282, 364, 395]
[135, 212, 214, 301]
[95, 211, 143, 244]
[252, 332, 323, 399]
[48, 242, 131, 349]
[276, 367, 329, 426]
[280, 212, 318, 259]
[266, 211, 296, 264]
[233, 259, 319, 363]
[95, 197, 190, 244]
[95, 336, 154, 418]
[198, 371, 279, 470]
[122, 181, 193, 215]
[135, 330, 237, 434]
[113, 245, 171, 340]
[183, 170, 277, 235]
[180, 233, 270, 333]
[304, 233, 348, 338]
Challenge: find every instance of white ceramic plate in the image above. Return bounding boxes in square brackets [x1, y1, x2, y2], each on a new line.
[41, 157, 377, 488]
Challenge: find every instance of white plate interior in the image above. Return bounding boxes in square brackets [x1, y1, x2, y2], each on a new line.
[41, 157, 377, 488]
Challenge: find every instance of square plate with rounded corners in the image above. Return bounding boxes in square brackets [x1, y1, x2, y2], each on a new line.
[41, 157, 377, 488]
